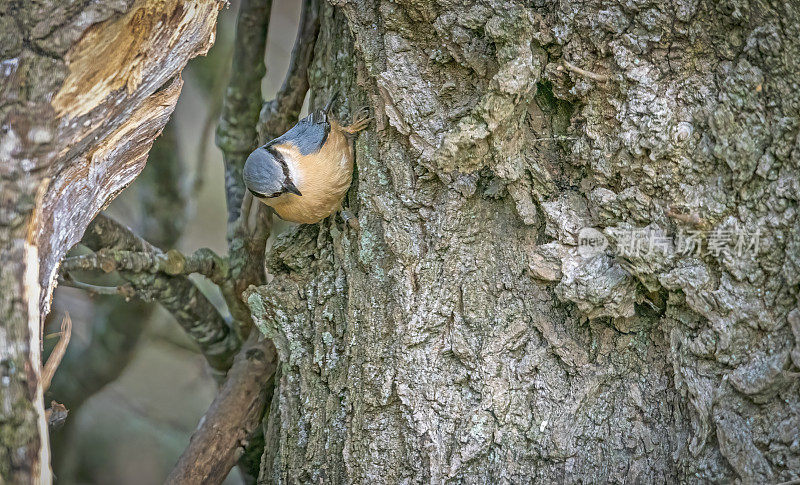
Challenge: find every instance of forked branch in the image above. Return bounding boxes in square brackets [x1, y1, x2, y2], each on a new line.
[75, 214, 240, 373]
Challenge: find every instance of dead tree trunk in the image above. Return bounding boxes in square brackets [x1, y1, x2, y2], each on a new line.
[0, 1, 223, 482]
[247, 1, 800, 483]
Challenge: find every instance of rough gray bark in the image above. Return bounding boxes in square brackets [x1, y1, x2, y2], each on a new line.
[247, 1, 800, 483]
[0, 1, 223, 482]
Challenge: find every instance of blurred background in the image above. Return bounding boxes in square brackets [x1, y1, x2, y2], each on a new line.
[44, 1, 302, 482]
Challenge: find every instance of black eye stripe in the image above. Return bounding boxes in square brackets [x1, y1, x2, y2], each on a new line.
[265, 145, 282, 160]
[249, 187, 284, 199]
[248, 188, 268, 198]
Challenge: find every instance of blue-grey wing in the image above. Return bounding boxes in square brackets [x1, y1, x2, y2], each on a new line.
[267, 110, 330, 156]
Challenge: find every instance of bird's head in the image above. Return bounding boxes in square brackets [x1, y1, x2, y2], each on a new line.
[243, 146, 302, 199]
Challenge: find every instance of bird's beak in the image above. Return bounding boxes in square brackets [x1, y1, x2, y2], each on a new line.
[284, 180, 302, 196]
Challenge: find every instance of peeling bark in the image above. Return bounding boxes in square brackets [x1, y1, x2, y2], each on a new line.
[247, 1, 800, 483]
[0, 1, 223, 482]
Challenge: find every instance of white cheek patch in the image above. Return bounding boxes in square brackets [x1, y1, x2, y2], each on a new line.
[276, 146, 303, 188]
[287, 158, 303, 188]
[339, 153, 348, 167]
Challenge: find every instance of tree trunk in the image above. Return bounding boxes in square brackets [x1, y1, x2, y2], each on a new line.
[0, 1, 223, 482]
[248, 1, 800, 483]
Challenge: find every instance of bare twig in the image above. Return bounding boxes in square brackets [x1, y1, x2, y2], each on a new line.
[166, 332, 278, 484]
[58, 273, 136, 298]
[239, 191, 255, 235]
[81, 212, 162, 253]
[194, 44, 234, 197]
[41, 313, 72, 392]
[227, 200, 271, 328]
[257, 0, 321, 142]
[217, 0, 273, 229]
[61, 247, 228, 285]
[562, 59, 610, 83]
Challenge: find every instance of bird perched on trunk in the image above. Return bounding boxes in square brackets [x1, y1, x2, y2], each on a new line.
[243, 94, 369, 224]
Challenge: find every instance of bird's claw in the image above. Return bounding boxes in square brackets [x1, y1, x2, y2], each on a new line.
[344, 107, 371, 134]
[340, 209, 360, 230]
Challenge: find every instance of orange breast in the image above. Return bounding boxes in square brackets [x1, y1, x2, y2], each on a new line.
[264, 121, 353, 224]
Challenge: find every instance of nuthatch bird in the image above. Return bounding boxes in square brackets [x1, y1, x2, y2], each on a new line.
[243, 94, 369, 224]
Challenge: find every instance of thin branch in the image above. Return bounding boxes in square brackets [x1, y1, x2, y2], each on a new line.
[41, 313, 72, 393]
[194, 44, 234, 197]
[249, 200, 271, 247]
[61, 247, 228, 285]
[257, 0, 321, 142]
[58, 274, 136, 298]
[239, 191, 255, 235]
[166, 332, 278, 484]
[562, 59, 610, 83]
[217, 0, 273, 229]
